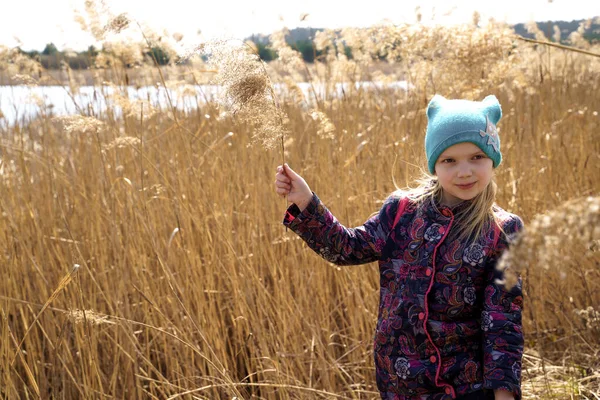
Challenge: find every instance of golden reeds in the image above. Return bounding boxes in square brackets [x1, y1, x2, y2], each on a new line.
[11, 265, 81, 367]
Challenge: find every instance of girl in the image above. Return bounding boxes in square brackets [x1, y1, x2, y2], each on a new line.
[274, 95, 524, 400]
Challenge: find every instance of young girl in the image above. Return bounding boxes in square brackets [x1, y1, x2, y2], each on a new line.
[274, 95, 524, 400]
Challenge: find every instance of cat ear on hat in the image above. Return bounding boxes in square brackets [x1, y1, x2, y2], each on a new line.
[481, 95, 502, 124]
[427, 94, 446, 120]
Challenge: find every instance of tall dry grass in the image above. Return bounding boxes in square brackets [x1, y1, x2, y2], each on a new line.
[0, 18, 599, 399]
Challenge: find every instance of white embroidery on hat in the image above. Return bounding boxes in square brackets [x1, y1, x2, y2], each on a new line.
[479, 115, 499, 152]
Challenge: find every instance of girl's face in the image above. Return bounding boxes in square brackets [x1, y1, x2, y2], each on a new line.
[434, 142, 494, 207]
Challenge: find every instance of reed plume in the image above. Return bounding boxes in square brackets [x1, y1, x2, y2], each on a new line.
[184, 40, 289, 154]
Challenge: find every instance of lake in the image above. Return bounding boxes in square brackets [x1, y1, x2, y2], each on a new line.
[0, 81, 411, 126]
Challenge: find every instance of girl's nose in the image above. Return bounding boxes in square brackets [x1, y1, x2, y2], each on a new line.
[457, 164, 472, 177]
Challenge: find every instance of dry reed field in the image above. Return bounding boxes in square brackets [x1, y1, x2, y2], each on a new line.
[0, 9, 599, 400]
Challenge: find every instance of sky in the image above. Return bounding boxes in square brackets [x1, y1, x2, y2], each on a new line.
[0, 0, 598, 52]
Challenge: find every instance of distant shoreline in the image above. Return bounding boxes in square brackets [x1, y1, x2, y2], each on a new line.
[0, 61, 404, 87]
[0, 65, 217, 87]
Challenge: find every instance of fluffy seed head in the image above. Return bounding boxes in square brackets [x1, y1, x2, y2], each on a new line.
[228, 74, 268, 110]
[497, 196, 600, 289]
[54, 115, 105, 135]
[184, 39, 289, 150]
[104, 13, 130, 34]
[66, 309, 116, 325]
[102, 136, 141, 151]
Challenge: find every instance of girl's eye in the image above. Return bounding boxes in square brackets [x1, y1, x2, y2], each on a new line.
[441, 155, 486, 163]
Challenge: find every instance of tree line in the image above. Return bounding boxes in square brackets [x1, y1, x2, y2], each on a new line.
[15, 19, 599, 70]
[18, 38, 345, 70]
[19, 43, 171, 70]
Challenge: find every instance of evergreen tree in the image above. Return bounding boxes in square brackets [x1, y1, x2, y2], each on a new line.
[41, 43, 59, 56]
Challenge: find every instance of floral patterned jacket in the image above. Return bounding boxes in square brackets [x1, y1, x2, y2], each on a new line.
[283, 191, 524, 400]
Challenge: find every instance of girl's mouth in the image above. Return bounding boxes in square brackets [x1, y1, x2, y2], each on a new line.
[456, 182, 476, 190]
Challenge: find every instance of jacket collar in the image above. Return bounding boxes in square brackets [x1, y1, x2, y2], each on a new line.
[425, 194, 472, 220]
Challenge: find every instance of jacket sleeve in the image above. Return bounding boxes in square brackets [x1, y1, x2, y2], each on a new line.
[282, 192, 400, 266]
[481, 215, 525, 399]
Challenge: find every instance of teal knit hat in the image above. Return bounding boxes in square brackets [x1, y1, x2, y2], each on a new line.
[425, 94, 502, 174]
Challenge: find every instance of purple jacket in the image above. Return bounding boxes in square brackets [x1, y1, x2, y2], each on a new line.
[283, 192, 524, 400]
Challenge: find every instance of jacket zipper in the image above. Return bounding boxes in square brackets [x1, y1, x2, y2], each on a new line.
[422, 213, 457, 398]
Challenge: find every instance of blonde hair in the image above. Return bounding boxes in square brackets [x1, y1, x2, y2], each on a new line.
[390, 174, 506, 244]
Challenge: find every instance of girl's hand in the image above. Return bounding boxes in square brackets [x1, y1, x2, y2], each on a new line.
[494, 389, 515, 400]
[274, 163, 313, 211]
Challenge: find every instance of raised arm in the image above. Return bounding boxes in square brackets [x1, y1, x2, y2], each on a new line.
[282, 191, 400, 266]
